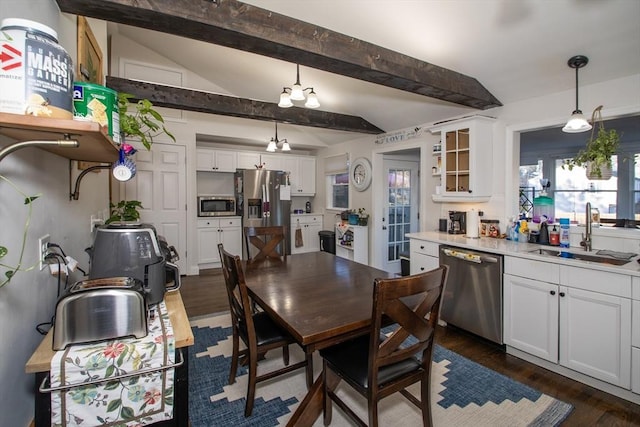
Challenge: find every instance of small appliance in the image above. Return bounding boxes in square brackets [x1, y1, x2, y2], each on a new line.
[448, 211, 466, 234]
[89, 223, 180, 306]
[197, 195, 236, 217]
[52, 277, 148, 350]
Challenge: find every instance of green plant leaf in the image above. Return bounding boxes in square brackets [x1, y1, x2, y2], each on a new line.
[0, 246, 7, 259]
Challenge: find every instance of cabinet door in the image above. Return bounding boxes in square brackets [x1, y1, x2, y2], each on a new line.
[281, 157, 300, 192]
[220, 226, 242, 258]
[503, 274, 559, 362]
[559, 286, 631, 388]
[214, 150, 238, 172]
[237, 152, 262, 170]
[261, 154, 283, 171]
[305, 221, 322, 252]
[297, 157, 316, 195]
[197, 226, 221, 264]
[196, 148, 215, 171]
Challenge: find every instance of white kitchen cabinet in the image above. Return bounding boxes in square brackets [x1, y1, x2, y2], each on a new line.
[429, 116, 494, 202]
[504, 257, 632, 389]
[197, 217, 242, 265]
[237, 151, 262, 170]
[336, 224, 368, 265]
[281, 156, 316, 195]
[409, 240, 439, 274]
[196, 148, 238, 172]
[260, 153, 283, 171]
[291, 215, 322, 254]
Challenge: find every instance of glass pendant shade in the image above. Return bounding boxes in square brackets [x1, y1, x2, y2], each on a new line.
[278, 91, 293, 108]
[562, 111, 592, 133]
[266, 140, 277, 152]
[304, 90, 320, 108]
[281, 140, 291, 151]
[290, 83, 305, 101]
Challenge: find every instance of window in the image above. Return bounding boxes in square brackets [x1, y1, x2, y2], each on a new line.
[325, 153, 349, 210]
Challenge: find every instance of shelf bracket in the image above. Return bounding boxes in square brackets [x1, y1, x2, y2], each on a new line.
[0, 135, 79, 163]
[70, 162, 112, 201]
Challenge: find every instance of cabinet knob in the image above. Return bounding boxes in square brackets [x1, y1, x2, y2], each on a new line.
[420, 267, 425, 271]
[420, 245, 424, 250]
[559, 292, 566, 297]
[550, 290, 556, 295]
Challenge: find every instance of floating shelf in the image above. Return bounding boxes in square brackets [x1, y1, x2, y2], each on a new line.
[0, 113, 119, 162]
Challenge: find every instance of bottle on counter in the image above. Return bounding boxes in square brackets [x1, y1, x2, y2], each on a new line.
[549, 225, 560, 246]
[559, 218, 570, 248]
[305, 201, 311, 213]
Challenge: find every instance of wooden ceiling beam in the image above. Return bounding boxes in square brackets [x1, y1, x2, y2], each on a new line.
[56, 0, 502, 110]
[106, 76, 384, 134]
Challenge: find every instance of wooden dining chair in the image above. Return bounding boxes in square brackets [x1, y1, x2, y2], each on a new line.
[217, 243, 312, 417]
[319, 265, 449, 427]
[243, 225, 287, 263]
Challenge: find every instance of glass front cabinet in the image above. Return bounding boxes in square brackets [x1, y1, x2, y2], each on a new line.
[429, 116, 495, 202]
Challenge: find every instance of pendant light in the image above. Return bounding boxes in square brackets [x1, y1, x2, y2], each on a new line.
[266, 122, 291, 152]
[278, 64, 320, 109]
[562, 55, 592, 133]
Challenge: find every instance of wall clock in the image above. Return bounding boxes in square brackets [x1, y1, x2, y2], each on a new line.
[350, 157, 372, 191]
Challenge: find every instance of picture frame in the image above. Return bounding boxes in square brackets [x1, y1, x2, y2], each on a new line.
[76, 16, 103, 85]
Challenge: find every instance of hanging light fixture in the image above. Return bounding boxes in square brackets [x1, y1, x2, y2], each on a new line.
[562, 55, 592, 133]
[266, 122, 291, 152]
[278, 64, 320, 109]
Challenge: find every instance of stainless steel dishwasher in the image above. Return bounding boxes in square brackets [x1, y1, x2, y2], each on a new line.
[439, 245, 503, 344]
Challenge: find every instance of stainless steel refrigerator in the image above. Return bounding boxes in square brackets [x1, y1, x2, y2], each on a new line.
[234, 169, 292, 257]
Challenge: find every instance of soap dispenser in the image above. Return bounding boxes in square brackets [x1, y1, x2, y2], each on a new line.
[549, 225, 560, 246]
[539, 221, 549, 244]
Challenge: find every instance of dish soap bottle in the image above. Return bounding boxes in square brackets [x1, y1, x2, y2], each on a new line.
[549, 225, 560, 246]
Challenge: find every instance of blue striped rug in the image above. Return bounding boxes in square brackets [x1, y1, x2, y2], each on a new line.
[188, 313, 572, 426]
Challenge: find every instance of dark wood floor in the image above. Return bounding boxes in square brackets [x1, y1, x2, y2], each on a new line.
[180, 269, 640, 426]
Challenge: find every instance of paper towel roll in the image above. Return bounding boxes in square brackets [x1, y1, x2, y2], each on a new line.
[467, 209, 479, 238]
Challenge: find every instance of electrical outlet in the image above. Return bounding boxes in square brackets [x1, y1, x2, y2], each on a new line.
[38, 234, 50, 270]
[90, 215, 103, 232]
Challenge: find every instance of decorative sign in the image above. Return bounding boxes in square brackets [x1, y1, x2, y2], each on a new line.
[374, 126, 425, 144]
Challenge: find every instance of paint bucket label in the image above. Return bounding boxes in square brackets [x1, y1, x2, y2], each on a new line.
[0, 18, 74, 118]
[73, 82, 120, 144]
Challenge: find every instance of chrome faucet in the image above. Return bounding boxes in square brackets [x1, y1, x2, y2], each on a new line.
[581, 202, 592, 251]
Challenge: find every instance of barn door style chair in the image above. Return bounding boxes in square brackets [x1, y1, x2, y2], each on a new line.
[243, 225, 287, 263]
[217, 243, 312, 417]
[319, 265, 449, 427]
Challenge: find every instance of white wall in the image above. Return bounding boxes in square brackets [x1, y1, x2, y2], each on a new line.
[0, 2, 112, 425]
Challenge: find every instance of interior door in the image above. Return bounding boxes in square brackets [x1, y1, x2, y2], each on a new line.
[382, 158, 419, 273]
[120, 142, 187, 272]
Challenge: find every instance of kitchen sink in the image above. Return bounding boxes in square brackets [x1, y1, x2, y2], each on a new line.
[530, 248, 632, 266]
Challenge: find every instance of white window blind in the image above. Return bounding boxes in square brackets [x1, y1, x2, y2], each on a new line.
[324, 153, 349, 175]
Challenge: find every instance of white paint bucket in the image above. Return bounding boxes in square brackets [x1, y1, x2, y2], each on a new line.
[0, 18, 74, 118]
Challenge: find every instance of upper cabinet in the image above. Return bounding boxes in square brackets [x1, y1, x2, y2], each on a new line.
[0, 113, 119, 162]
[196, 148, 237, 172]
[281, 156, 316, 195]
[429, 116, 495, 202]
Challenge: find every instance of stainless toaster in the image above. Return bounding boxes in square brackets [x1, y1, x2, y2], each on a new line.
[52, 277, 148, 351]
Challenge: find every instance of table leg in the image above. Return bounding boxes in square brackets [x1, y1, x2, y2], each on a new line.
[286, 374, 324, 427]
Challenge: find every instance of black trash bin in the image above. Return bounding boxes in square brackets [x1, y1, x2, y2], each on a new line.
[319, 230, 336, 254]
[399, 251, 410, 276]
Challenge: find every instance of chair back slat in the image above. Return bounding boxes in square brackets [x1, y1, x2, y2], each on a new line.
[244, 226, 287, 263]
[370, 265, 448, 376]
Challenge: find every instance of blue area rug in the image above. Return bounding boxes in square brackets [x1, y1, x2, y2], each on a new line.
[188, 313, 573, 426]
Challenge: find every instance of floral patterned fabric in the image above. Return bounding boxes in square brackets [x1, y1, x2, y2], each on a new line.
[50, 301, 175, 426]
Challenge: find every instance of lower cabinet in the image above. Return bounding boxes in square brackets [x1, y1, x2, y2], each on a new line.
[504, 259, 632, 389]
[409, 240, 439, 274]
[197, 218, 242, 265]
[291, 215, 322, 255]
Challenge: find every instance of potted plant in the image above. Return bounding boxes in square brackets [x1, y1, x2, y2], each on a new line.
[105, 199, 143, 224]
[118, 93, 176, 150]
[357, 208, 369, 226]
[562, 105, 620, 180]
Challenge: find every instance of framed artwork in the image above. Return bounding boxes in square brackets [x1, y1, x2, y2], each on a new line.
[77, 16, 103, 85]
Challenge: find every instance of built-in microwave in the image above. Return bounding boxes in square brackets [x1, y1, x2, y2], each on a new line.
[197, 195, 236, 217]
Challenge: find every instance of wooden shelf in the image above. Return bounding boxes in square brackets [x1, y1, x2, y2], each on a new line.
[0, 113, 119, 162]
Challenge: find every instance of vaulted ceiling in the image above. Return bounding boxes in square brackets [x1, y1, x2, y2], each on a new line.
[57, 0, 640, 148]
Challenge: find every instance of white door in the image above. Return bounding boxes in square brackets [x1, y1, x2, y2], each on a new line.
[121, 142, 187, 272]
[381, 158, 419, 273]
[559, 286, 631, 388]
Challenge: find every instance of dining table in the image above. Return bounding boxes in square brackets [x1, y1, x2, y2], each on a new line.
[243, 251, 394, 427]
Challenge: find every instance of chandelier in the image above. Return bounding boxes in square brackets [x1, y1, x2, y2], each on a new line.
[266, 122, 291, 152]
[562, 55, 592, 133]
[277, 64, 320, 109]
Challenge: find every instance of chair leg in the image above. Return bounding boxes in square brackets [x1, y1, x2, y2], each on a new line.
[245, 351, 258, 417]
[368, 397, 379, 427]
[322, 361, 332, 426]
[421, 376, 433, 427]
[305, 351, 314, 389]
[229, 330, 240, 384]
[282, 344, 290, 366]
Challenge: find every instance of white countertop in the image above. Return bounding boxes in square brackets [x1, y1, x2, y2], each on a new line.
[406, 231, 640, 276]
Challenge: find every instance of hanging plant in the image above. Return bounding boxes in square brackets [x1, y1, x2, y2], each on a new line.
[562, 105, 620, 180]
[118, 93, 176, 150]
[0, 175, 40, 288]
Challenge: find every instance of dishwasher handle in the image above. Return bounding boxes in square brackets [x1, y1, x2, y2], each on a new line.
[441, 248, 499, 264]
